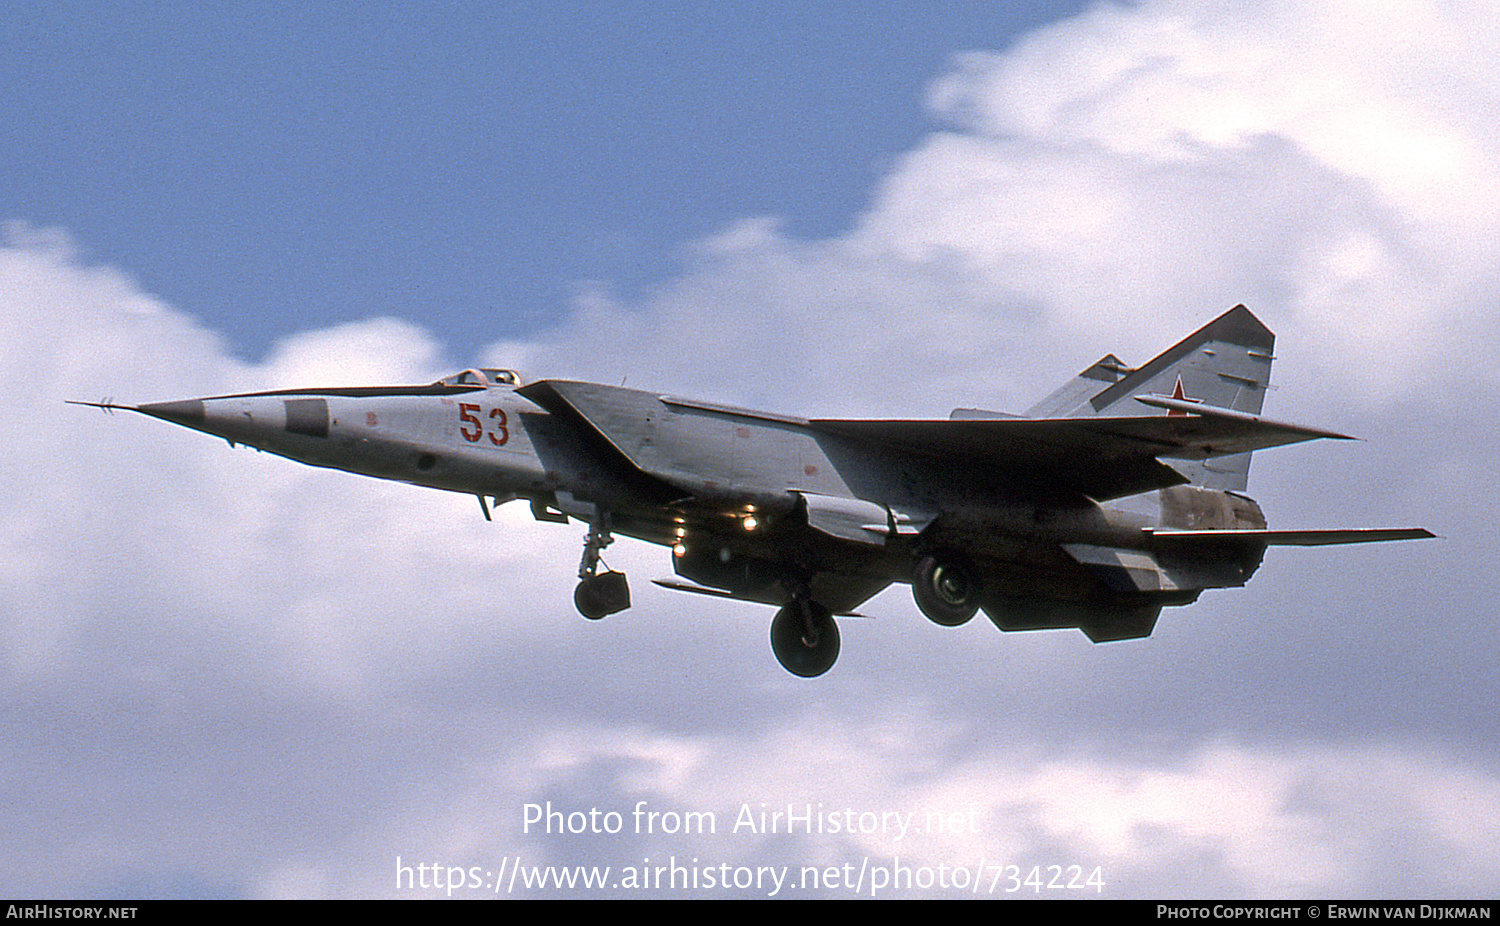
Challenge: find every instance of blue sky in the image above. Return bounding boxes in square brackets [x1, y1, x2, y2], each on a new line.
[4, 0, 1497, 900]
[5, 0, 1085, 357]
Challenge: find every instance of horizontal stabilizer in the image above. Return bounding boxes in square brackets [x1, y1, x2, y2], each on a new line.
[1146, 528, 1435, 545]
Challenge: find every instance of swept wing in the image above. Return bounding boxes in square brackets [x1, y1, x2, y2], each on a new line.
[808, 408, 1350, 501]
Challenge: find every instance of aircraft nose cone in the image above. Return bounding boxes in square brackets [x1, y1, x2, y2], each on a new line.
[132, 394, 327, 453]
[136, 399, 207, 426]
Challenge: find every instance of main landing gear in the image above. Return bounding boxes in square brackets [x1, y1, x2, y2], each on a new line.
[912, 553, 980, 627]
[574, 508, 631, 620]
[770, 596, 840, 678]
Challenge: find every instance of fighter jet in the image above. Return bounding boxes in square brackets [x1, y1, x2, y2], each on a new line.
[74, 306, 1430, 677]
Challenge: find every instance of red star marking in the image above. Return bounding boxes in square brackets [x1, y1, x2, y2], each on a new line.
[1166, 375, 1202, 416]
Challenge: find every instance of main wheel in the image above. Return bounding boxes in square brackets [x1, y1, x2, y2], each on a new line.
[770, 600, 840, 678]
[912, 554, 980, 626]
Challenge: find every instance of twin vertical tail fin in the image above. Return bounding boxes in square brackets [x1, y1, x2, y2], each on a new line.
[1025, 305, 1276, 491]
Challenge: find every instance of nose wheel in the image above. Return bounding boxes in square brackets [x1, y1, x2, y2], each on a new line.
[770, 598, 840, 678]
[575, 507, 630, 619]
[575, 570, 630, 619]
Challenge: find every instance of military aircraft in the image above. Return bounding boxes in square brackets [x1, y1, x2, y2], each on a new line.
[75, 305, 1430, 677]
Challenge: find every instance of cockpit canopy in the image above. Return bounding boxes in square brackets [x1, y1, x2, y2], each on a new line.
[435, 368, 523, 388]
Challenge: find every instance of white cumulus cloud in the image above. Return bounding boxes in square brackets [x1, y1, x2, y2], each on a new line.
[3, 0, 1494, 900]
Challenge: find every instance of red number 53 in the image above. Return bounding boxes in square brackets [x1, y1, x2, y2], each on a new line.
[458, 404, 509, 446]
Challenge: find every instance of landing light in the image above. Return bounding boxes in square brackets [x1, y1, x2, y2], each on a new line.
[742, 516, 758, 531]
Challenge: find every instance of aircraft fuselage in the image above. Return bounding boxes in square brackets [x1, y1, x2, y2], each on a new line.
[83, 306, 1431, 676]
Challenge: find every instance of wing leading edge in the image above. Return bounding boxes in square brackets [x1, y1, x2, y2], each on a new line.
[809, 407, 1352, 501]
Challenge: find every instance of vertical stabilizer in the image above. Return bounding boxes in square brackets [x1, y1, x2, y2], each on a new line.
[1024, 354, 1133, 418]
[1088, 306, 1273, 417]
[1035, 306, 1277, 491]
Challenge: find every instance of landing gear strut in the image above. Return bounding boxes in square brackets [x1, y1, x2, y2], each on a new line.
[770, 597, 840, 678]
[575, 507, 630, 620]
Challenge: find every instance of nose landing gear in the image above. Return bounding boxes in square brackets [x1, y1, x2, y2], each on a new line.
[575, 507, 630, 620]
